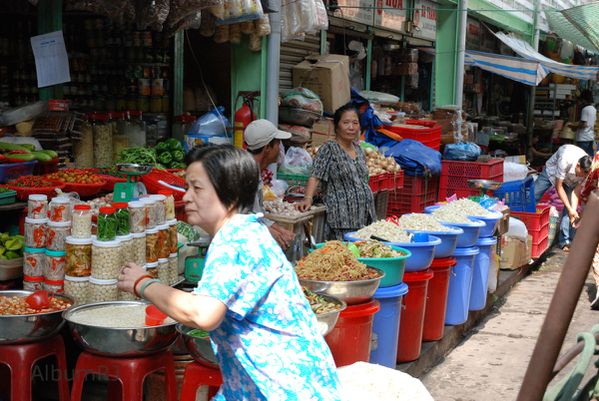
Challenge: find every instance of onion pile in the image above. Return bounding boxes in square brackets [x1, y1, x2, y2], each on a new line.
[363, 147, 402, 176]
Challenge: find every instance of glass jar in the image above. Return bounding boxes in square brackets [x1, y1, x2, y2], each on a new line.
[168, 219, 178, 254]
[25, 217, 47, 248]
[28, 194, 48, 219]
[117, 234, 133, 265]
[44, 249, 66, 281]
[72, 204, 92, 239]
[159, 190, 176, 220]
[157, 258, 169, 284]
[141, 198, 157, 229]
[74, 122, 94, 168]
[23, 275, 44, 291]
[150, 194, 167, 226]
[128, 201, 146, 233]
[92, 238, 122, 280]
[43, 278, 64, 293]
[65, 236, 93, 277]
[97, 206, 118, 241]
[23, 247, 46, 277]
[146, 261, 158, 278]
[132, 232, 146, 266]
[49, 196, 71, 223]
[88, 277, 118, 302]
[112, 112, 129, 162]
[127, 110, 146, 147]
[92, 113, 113, 168]
[64, 275, 89, 305]
[46, 221, 71, 251]
[168, 253, 178, 285]
[112, 202, 130, 235]
[146, 227, 159, 263]
[157, 223, 170, 260]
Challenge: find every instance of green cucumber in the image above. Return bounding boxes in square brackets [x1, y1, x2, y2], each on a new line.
[32, 151, 53, 162]
[7, 153, 36, 161]
[0, 142, 30, 152]
[40, 149, 58, 158]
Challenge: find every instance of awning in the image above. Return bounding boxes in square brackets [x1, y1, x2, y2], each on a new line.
[545, 4, 599, 54]
[464, 50, 548, 86]
[545, 8, 599, 53]
[494, 31, 599, 81]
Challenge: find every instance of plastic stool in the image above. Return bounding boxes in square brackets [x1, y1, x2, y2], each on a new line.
[180, 362, 223, 401]
[0, 335, 70, 401]
[70, 350, 177, 401]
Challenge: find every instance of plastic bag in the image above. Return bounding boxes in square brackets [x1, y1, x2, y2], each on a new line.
[270, 179, 289, 198]
[359, 90, 400, 105]
[213, 25, 230, 43]
[279, 147, 313, 175]
[255, 15, 271, 37]
[187, 106, 230, 137]
[215, 0, 264, 25]
[281, 88, 323, 114]
[503, 161, 529, 182]
[443, 142, 481, 161]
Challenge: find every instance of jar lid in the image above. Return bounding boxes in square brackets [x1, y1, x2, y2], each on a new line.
[44, 278, 64, 285]
[157, 224, 169, 230]
[28, 194, 48, 201]
[140, 197, 155, 205]
[117, 234, 133, 241]
[25, 217, 48, 224]
[99, 206, 116, 214]
[158, 258, 168, 263]
[146, 262, 158, 268]
[24, 246, 47, 254]
[66, 236, 93, 245]
[168, 219, 177, 226]
[24, 275, 45, 282]
[74, 204, 91, 211]
[112, 202, 128, 209]
[132, 232, 146, 239]
[51, 197, 70, 204]
[65, 275, 89, 282]
[158, 190, 173, 196]
[169, 253, 178, 258]
[146, 227, 159, 234]
[48, 220, 72, 228]
[150, 194, 167, 201]
[92, 238, 121, 247]
[45, 249, 66, 257]
[128, 201, 144, 208]
[89, 277, 118, 285]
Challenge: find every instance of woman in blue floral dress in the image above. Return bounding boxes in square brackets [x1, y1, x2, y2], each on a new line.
[118, 145, 341, 400]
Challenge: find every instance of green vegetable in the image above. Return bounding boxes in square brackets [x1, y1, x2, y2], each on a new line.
[40, 149, 58, 158]
[158, 152, 172, 165]
[171, 150, 185, 162]
[116, 208, 130, 236]
[7, 153, 36, 161]
[0, 246, 5, 256]
[155, 142, 169, 154]
[4, 238, 22, 251]
[155, 163, 167, 170]
[97, 213, 118, 241]
[5, 250, 19, 259]
[170, 162, 186, 169]
[118, 148, 158, 166]
[166, 138, 184, 151]
[31, 151, 53, 162]
[0, 142, 30, 152]
[0, 232, 9, 243]
[187, 329, 209, 338]
[20, 144, 36, 152]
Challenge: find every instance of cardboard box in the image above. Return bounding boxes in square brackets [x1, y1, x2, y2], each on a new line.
[293, 55, 351, 114]
[311, 131, 335, 147]
[311, 118, 335, 136]
[500, 235, 532, 270]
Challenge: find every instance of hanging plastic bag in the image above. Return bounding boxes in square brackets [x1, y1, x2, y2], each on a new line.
[443, 142, 481, 161]
[187, 107, 230, 137]
[279, 147, 313, 175]
[215, 0, 264, 25]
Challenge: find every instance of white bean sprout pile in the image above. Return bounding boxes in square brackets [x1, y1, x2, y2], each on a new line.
[355, 220, 412, 243]
[399, 214, 453, 232]
[432, 199, 495, 224]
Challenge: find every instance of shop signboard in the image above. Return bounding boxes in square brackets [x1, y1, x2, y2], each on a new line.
[336, 0, 375, 26]
[374, 0, 408, 33]
[466, 17, 481, 49]
[412, 0, 436, 41]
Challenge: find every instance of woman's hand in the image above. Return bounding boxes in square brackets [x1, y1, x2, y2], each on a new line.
[117, 262, 148, 294]
[295, 197, 313, 212]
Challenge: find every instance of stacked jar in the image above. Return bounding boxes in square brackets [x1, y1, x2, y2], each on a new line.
[114, 202, 135, 300]
[167, 219, 178, 255]
[158, 190, 176, 221]
[156, 223, 170, 260]
[23, 247, 45, 291]
[64, 237, 92, 304]
[90, 206, 122, 302]
[44, 249, 66, 292]
[149, 194, 167, 226]
[23, 194, 48, 291]
[168, 253, 179, 285]
[157, 258, 169, 284]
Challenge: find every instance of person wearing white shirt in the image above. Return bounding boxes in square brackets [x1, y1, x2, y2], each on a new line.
[573, 90, 597, 156]
[534, 144, 592, 251]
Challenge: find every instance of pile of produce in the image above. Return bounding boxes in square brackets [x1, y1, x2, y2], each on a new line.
[264, 199, 308, 217]
[303, 287, 342, 314]
[47, 169, 104, 184]
[432, 199, 495, 223]
[118, 139, 186, 170]
[0, 142, 57, 163]
[295, 241, 380, 281]
[399, 214, 453, 232]
[0, 294, 71, 315]
[354, 240, 406, 258]
[0, 233, 24, 260]
[355, 220, 412, 243]
[363, 146, 401, 176]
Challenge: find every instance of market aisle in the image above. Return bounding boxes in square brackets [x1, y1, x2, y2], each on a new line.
[421, 249, 599, 401]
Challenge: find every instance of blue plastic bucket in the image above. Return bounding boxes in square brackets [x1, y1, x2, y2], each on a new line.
[407, 226, 463, 258]
[445, 246, 479, 325]
[469, 237, 497, 311]
[370, 283, 409, 368]
[469, 211, 502, 238]
[441, 218, 485, 248]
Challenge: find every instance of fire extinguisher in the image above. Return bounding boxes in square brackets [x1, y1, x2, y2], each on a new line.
[233, 92, 257, 149]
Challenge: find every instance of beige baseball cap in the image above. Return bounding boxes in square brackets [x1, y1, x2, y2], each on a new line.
[244, 119, 292, 151]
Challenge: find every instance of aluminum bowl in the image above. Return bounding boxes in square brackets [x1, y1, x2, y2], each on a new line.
[63, 301, 178, 357]
[312, 293, 346, 336]
[299, 267, 384, 305]
[0, 290, 74, 345]
[177, 324, 218, 368]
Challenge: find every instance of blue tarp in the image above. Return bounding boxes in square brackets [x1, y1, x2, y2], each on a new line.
[381, 139, 442, 177]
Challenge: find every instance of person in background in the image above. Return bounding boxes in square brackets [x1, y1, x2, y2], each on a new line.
[534, 144, 592, 252]
[572, 90, 597, 156]
[296, 103, 376, 240]
[243, 119, 295, 249]
[118, 145, 342, 400]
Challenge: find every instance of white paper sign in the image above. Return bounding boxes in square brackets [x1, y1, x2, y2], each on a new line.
[30, 30, 71, 88]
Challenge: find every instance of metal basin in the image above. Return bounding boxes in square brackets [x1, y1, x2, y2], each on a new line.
[63, 301, 178, 357]
[299, 268, 384, 305]
[0, 290, 74, 345]
[313, 293, 346, 336]
[177, 324, 218, 368]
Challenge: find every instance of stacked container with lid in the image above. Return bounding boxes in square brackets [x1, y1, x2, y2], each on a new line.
[23, 195, 48, 291]
[65, 203, 92, 304]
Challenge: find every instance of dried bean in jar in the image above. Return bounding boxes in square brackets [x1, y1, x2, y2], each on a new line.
[25, 217, 47, 248]
[88, 277, 118, 302]
[168, 253, 178, 285]
[28, 194, 48, 219]
[23, 247, 46, 277]
[118, 290, 137, 301]
[46, 221, 71, 251]
[64, 275, 89, 305]
[168, 220, 178, 254]
[44, 250, 66, 281]
[132, 232, 146, 266]
[146, 262, 158, 279]
[157, 258, 169, 284]
[91, 239, 122, 280]
[128, 201, 146, 233]
[72, 204, 92, 239]
[117, 234, 134, 265]
[65, 237, 92, 277]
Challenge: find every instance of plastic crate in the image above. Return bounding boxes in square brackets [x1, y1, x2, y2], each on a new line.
[387, 175, 439, 215]
[369, 174, 384, 193]
[438, 185, 481, 200]
[386, 120, 442, 151]
[380, 171, 404, 191]
[374, 190, 390, 219]
[0, 189, 16, 205]
[0, 161, 37, 183]
[277, 172, 309, 187]
[439, 172, 503, 196]
[495, 177, 536, 213]
[511, 204, 551, 232]
[441, 159, 504, 180]
[531, 233, 549, 259]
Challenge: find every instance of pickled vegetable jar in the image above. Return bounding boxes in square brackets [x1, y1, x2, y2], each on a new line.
[168, 219, 178, 254]
[44, 249, 66, 281]
[146, 227, 159, 263]
[23, 276, 44, 291]
[157, 224, 170, 259]
[72, 204, 92, 239]
[65, 236, 92, 277]
[146, 261, 158, 278]
[150, 194, 166, 226]
[25, 217, 47, 248]
[43, 279, 64, 293]
[128, 200, 146, 233]
[159, 190, 176, 220]
[97, 206, 118, 241]
[168, 253, 178, 285]
[64, 275, 89, 305]
[132, 232, 146, 266]
[88, 277, 118, 302]
[91, 238, 122, 280]
[112, 202, 130, 235]
[49, 197, 71, 223]
[23, 247, 46, 277]
[141, 198, 157, 229]
[28, 194, 48, 219]
[46, 221, 71, 251]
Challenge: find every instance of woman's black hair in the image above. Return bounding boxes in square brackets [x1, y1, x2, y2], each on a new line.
[333, 103, 360, 131]
[185, 144, 259, 213]
[579, 155, 592, 173]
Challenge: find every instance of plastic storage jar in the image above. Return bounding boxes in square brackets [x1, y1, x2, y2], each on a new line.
[64, 275, 89, 305]
[157, 223, 170, 259]
[146, 261, 158, 278]
[92, 238, 122, 279]
[23, 275, 44, 291]
[113, 202, 130, 235]
[92, 113, 113, 168]
[146, 227, 159, 263]
[49, 197, 71, 222]
[168, 219, 178, 254]
[118, 289, 137, 301]
[97, 206, 118, 241]
[72, 204, 92, 238]
[25, 217, 47, 248]
[43, 278, 64, 293]
[168, 253, 178, 285]
[46, 221, 71, 251]
[117, 234, 133, 265]
[44, 249, 66, 281]
[142, 198, 157, 229]
[150, 194, 167, 226]
[128, 201, 146, 233]
[157, 258, 169, 284]
[65, 236, 93, 277]
[28, 194, 48, 219]
[88, 277, 118, 302]
[159, 190, 175, 220]
[132, 232, 146, 266]
[23, 247, 46, 277]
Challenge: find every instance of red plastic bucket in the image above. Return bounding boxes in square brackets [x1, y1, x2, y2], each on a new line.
[397, 269, 434, 362]
[325, 300, 380, 367]
[423, 258, 456, 341]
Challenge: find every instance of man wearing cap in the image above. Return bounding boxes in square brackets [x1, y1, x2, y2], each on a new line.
[244, 119, 295, 249]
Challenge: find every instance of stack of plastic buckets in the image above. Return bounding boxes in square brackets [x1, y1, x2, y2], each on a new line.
[469, 212, 501, 312]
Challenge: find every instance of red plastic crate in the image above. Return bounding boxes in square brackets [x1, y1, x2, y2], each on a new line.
[369, 174, 384, 193]
[386, 175, 439, 215]
[439, 172, 503, 195]
[380, 171, 404, 191]
[385, 121, 442, 151]
[511, 204, 551, 231]
[438, 185, 481, 200]
[531, 234, 549, 259]
[441, 159, 504, 180]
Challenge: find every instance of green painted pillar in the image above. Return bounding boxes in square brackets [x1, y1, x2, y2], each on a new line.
[37, 0, 62, 101]
[230, 38, 267, 120]
[434, 2, 459, 106]
[365, 37, 372, 91]
[173, 31, 184, 117]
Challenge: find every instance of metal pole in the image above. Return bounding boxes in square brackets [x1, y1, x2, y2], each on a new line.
[454, 0, 467, 109]
[266, 0, 282, 123]
[516, 190, 599, 401]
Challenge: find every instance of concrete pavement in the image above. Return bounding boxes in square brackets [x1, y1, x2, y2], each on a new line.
[421, 248, 599, 401]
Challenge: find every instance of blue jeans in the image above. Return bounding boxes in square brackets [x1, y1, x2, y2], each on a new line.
[577, 141, 594, 157]
[534, 170, 574, 247]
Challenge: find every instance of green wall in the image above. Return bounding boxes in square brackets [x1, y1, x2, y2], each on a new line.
[230, 37, 268, 120]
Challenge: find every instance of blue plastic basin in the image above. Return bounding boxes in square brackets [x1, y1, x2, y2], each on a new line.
[468, 211, 502, 238]
[445, 246, 479, 325]
[469, 237, 497, 311]
[424, 205, 441, 214]
[406, 226, 463, 258]
[440, 218, 485, 248]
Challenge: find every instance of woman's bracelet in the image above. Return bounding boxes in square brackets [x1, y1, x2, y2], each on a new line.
[139, 279, 161, 300]
[133, 274, 154, 298]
